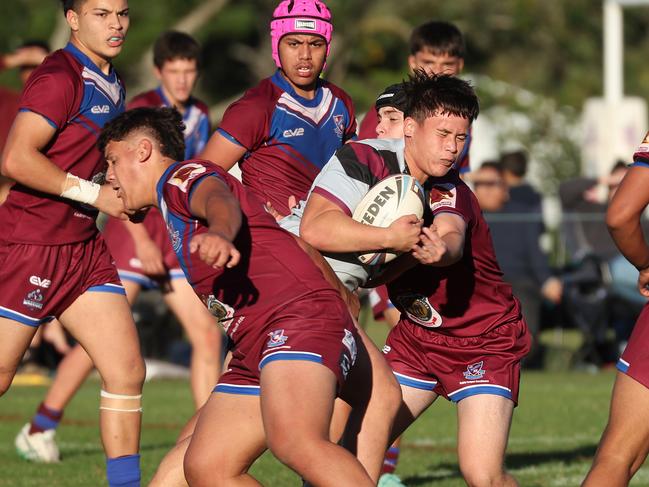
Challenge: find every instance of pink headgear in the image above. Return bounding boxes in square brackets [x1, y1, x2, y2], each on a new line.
[270, 0, 333, 68]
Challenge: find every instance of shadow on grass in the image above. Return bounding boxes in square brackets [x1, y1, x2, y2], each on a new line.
[401, 444, 598, 486]
[62, 441, 175, 459]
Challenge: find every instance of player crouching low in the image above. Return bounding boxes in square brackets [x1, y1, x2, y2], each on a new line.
[99, 106, 376, 486]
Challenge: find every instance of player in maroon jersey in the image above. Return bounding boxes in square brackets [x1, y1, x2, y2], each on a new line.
[0, 1, 143, 486]
[301, 72, 530, 487]
[582, 137, 649, 486]
[199, 0, 357, 216]
[99, 106, 376, 486]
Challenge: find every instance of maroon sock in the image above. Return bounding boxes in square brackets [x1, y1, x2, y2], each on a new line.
[381, 446, 401, 474]
[29, 402, 63, 434]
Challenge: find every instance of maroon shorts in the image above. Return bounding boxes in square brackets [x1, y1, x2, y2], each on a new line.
[368, 285, 396, 321]
[213, 292, 359, 396]
[384, 318, 530, 405]
[617, 304, 649, 388]
[102, 210, 183, 288]
[0, 235, 124, 327]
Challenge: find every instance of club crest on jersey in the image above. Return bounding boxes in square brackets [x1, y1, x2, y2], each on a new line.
[168, 163, 207, 193]
[396, 294, 443, 328]
[333, 115, 345, 137]
[206, 295, 235, 328]
[267, 329, 288, 348]
[23, 289, 45, 310]
[463, 361, 486, 380]
[429, 183, 457, 212]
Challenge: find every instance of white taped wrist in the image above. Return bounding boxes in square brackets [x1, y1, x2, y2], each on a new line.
[60, 173, 100, 205]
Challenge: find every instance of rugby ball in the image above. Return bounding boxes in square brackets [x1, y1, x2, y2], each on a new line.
[351, 174, 425, 265]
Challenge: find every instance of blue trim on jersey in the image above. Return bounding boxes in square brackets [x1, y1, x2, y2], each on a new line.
[64, 42, 115, 81]
[18, 108, 58, 129]
[213, 384, 261, 396]
[448, 385, 512, 403]
[259, 351, 323, 370]
[617, 358, 630, 373]
[87, 283, 126, 295]
[0, 306, 54, 327]
[271, 70, 324, 108]
[393, 372, 437, 391]
[632, 161, 649, 169]
[216, 128, 244, 148]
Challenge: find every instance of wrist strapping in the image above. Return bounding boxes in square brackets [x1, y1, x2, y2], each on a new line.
[60, 172, 100, 205]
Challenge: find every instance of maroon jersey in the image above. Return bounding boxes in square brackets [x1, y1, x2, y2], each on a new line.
[0, 43, 125, 244]
[388, 170, 520, 337]
[157, 159, 339, 343]
[216, 71, 356, 215]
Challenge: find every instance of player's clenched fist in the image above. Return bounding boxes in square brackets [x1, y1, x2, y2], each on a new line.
[412, 225, 447, 265]
[95, 184, 132, 220]
[190, 232, 241, 269]
[385, 214, 423, 252]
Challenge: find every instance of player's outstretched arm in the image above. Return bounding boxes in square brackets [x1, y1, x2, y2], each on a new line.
[301, 193, 422, 253]
[188, 176, 242, 269]
[198, 132, 247, 172]
[606, 166, 649, 296]
[411, 213, 466, 267]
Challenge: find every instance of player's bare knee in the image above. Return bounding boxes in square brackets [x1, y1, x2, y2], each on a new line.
[101, 356, 145, 395]
[0, 372, 14, 396]
[184, 447, 236, 485]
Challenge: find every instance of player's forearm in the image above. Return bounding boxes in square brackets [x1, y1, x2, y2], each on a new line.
[1, 146, 69, 196]
[204, 193, 242, 242]
[431, 231, 464, 267]
[300, 211, 390, 253]
[607, 217, 649, 270]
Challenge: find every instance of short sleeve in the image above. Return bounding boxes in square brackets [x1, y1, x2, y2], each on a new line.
[20, 67, 78, 130]
[218, 94, 271, 152]
[633, 131, 649, 167]
[310, 150, 371, 216]
[428, 182, 472, 222]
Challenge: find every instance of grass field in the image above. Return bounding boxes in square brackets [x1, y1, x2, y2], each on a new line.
[1, 321, 648, 486]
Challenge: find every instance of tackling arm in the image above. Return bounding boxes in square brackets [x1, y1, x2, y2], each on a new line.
[300, 193, 422, 253]
[411, 212, 466, 267]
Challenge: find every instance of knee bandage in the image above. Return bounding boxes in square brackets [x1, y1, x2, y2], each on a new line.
[100, 390, 143, 413]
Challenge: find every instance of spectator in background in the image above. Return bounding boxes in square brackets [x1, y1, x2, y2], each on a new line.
[559, 161, 635, 366]
[500, 149, 543, 212]
[0, 42, 49, 202]
[475, 162, 562, 368]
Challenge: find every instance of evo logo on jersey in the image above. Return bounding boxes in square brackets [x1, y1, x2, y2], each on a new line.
[91, 105, 111, 114]
[29, 276, 51, 289]
[463, 361, 486, 381]
[397, 294, 443, 328]
[282, 128, 305, 138]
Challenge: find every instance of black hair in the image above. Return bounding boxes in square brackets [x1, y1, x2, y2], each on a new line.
[375, 83, 407, 112]
[98, 107, 186, 162]
[61, 0, 84, 14]
[499, 150, 528, 178]
[409, 20, 465, 58]
[153, 31, 202, 70]
[403, 71, 479, 124]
